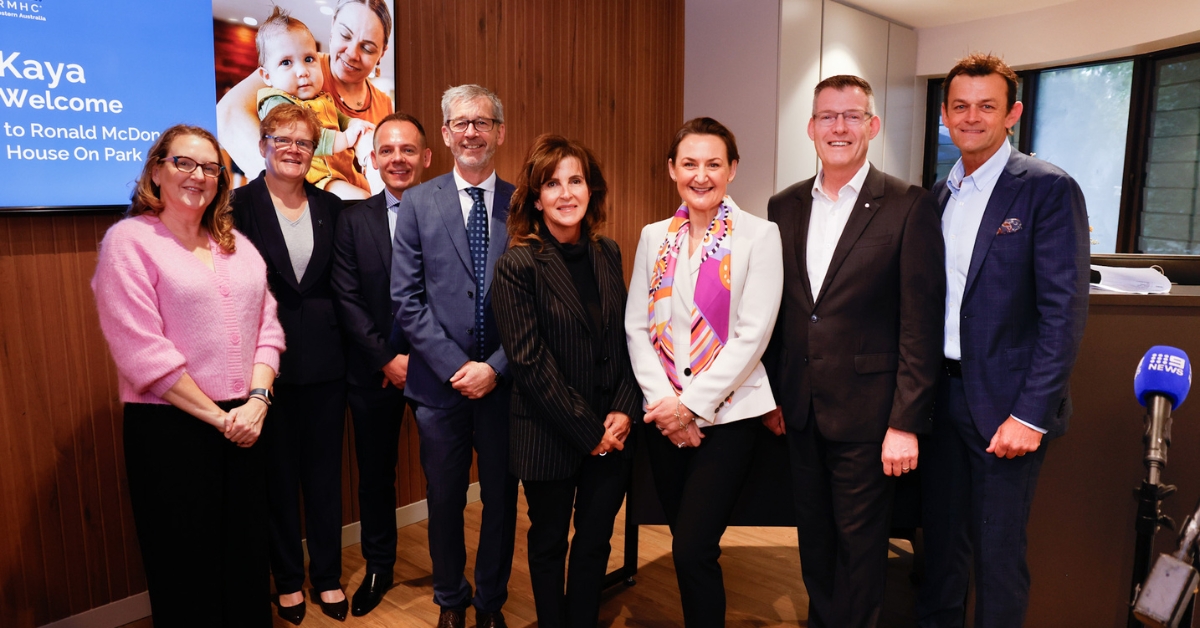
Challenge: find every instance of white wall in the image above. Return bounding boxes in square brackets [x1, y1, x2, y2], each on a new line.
[774, 0, 920, 189]
[684, 0, 782, 217]
[821, 1, 890, 169]
[776, 0, 824, 190]
[917, 0, 1200, 76]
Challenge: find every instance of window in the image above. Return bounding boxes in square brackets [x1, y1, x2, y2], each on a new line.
[1140, 51, 1200, 254]
[1031, 62, 1133, 253]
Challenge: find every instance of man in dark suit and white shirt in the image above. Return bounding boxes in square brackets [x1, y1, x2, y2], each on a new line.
[764, 75, 946, 628]
[917, 53, 1090, 628]
[391, 85, 518, 628]
[332, 112, 432, 617]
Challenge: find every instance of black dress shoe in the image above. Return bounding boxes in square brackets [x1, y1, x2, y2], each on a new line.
[475, 609, 508, 628]
[273, 593, 306, 626]
[312, 588, 348, 621]
[436, 607, 465, 628]
[351, 572, 394, 616]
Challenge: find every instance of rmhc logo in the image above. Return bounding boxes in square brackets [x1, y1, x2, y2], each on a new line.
[2, 0, 47, 20]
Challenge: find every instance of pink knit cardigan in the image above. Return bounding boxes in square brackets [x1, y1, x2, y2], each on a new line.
[92, 214, 286, 404]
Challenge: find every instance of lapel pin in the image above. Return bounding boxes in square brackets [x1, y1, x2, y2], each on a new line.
[864, 203, 870, 208]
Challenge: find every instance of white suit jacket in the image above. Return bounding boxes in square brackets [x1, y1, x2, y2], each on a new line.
[625, 199, 783, 427]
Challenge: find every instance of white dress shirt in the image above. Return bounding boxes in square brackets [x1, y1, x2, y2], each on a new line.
[942, 140, 1010, 360]
[808, 161, 871, 302]
[452, 169, 498, 237]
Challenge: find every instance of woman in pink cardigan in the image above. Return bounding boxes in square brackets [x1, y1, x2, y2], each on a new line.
[92, 124, 286, 627]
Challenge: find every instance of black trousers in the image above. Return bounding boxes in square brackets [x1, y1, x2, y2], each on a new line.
[413, 391, 519, 613]
[917, 375, 1047, 628]
[522, 453, 631, 628]
[645, 418, 758, 628]
[123, 402, 271, 627]
[265, 380, 347, 593]
[347, 383, 409, 574]
[788, 414, 895, 628]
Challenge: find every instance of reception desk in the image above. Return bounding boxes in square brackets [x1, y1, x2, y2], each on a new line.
[1027, 286, 1200, 626]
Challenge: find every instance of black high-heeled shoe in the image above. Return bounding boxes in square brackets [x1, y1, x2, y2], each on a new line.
[313, 588, 348, 621]
[273, 593, 306, 626]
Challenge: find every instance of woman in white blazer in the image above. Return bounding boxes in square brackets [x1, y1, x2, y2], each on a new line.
[625, 117, 783, 627]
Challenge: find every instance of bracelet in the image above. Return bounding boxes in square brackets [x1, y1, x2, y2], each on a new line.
[248, 395, 269, 407]
[674, 400, 694, 432]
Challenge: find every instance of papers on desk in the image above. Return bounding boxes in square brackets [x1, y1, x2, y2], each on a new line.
[1090, 265, 1172, 294]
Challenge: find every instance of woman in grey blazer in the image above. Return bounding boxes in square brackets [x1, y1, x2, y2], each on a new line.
[492, 134, 642, 628]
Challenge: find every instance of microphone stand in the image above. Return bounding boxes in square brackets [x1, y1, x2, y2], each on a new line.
[1130, 396, 1180, 628]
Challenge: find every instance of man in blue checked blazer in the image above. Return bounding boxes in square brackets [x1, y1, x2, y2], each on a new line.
[390, 85, 518, 628]
[917, 54, 1090, 628]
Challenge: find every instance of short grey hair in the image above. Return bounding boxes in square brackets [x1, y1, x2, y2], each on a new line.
[441, 84, 505, 125]
[812, 75, 876, 117]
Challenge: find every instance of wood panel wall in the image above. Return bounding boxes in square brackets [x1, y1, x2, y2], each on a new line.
[392, 0, 685, 278]
[0, 1, 682, 625]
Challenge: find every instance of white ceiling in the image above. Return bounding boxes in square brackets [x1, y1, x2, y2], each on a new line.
[839, 0, 1079, 29]
[210, 0, 394, 83]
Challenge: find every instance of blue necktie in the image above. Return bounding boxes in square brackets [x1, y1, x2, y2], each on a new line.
[465, 187, 489, 361]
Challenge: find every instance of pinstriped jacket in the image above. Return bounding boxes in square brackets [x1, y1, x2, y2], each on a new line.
[492, 235, 642, 481]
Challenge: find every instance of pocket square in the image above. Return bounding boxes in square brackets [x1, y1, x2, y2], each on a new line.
[997, 218, 1023, 235]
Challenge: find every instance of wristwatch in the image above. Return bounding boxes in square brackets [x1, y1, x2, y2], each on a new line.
[248, 387, 273, 406]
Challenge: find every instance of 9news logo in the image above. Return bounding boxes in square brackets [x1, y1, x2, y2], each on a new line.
[1147, 353, 1188, 378]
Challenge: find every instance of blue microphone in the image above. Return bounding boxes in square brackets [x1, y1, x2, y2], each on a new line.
[1135, 346, 1192, 480]
[1132, 348, 1197, 628]
[1136, 346, 1192, 410]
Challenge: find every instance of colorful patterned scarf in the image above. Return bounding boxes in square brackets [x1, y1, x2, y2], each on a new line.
[648, 197, 734, 393]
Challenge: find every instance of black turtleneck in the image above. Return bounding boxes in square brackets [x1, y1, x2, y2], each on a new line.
[551, 236, 603, 345]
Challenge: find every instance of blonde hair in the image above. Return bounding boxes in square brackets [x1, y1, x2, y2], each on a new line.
[128, 125, 235, 253]
[255, 6, 315, 67]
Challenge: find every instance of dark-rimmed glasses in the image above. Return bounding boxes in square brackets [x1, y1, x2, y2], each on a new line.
[445, 118, 499, 133]
[161, 156, 225, 178]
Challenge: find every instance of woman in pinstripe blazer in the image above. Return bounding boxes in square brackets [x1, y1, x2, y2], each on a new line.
[492, 135, 642, 628]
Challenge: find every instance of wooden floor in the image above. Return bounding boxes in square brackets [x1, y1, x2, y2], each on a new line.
[121, 488, 920, 627]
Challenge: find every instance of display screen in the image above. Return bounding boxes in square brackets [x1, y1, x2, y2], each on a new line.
[1, 0, 217, 211]
[1, 0, 397, 211]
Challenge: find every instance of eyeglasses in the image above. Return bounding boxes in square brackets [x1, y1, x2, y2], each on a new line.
[161, 156, 224, 178]
[813, 110, 873, 127]
[445, 118, 499, 133]
[263, 135, 317, 153]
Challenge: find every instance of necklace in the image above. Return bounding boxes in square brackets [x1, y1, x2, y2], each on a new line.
[338, 88, 371, 114]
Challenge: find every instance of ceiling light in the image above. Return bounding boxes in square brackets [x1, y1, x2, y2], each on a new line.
[243, 16, 258, 26]
[319, 6, 334, 15]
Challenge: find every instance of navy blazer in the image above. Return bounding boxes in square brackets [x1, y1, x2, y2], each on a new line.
[935, 149, 1090, 439]
[231, 174, 345, 385]
[391, 172, 514, 409]
[332, 192, 411, 388]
